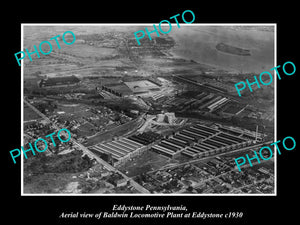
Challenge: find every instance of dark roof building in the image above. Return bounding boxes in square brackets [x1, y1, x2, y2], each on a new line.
[40, 75, 80, 87]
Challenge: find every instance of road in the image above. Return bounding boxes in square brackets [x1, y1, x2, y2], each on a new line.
[24, 99, 150, 193]
[148, 141, 273, 174]
[176, 160, 270, 193]
[173, 75, 226, 94]
[122, 38, 140, 68]
[137, 115, 156, 133]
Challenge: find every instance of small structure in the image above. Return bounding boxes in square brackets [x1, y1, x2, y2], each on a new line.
[115, 178, 127, 187]
[156, 112, 176, 125]
[164, 112, 176, 125]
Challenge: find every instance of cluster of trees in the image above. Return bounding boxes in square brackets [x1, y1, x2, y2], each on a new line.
[78, 179, 106, 193]
[134, 173, 149, 184]
[35, 102, 57, 114]
[106, 172, 124, 186]
[104, 99, 141, 118]
[161, 179, 179, 190]
[50, 154, 93, 173]
[25, 151, 94, 175]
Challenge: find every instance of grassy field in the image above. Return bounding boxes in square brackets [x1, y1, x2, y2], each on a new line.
[56, 104, 96, 118]
[60, 44, 117, 58]
[77, 122, 97, 137]
[23, 172, 78, 193]
[23, 105, 41, 121]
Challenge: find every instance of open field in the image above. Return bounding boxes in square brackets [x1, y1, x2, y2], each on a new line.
[54, 104, 93, 116]
[60, 44, 117, 58]
[119, 151, 170, 177]
[77, 122, 97, 137]
[23, 172, 80, 193]
[24, 64, 79, 76]
[24, 104, 41, 121]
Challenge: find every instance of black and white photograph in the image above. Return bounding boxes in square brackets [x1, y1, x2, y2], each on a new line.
[22, 24, 276, 195]
[4, 5, 298, 225]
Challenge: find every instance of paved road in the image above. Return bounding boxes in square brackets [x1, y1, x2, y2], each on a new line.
[24, 99, 150, 193]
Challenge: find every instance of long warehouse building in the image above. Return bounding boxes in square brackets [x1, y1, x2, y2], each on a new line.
[151, 123, 254, 159]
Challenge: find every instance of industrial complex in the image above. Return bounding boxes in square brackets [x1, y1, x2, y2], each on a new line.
[101, 79, 161, 97]
[151, 124, 253, 158]
[23, 25, 275, 194]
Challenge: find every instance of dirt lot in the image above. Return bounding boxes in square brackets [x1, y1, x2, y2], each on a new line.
[119, 151, 170, 177]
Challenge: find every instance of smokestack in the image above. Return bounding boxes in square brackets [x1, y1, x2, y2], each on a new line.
[255, 125, 258, 142]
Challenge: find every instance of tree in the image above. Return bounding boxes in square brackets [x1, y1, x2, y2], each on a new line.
[186, 186, 193, 192]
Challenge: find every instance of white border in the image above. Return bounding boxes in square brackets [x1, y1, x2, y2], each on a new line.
[21, 23, 24, 195]
[274, 24, 277, 196]
[21, 23, 277, 196]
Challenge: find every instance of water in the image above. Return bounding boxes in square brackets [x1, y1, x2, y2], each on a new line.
[169, 26, 275, 73]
